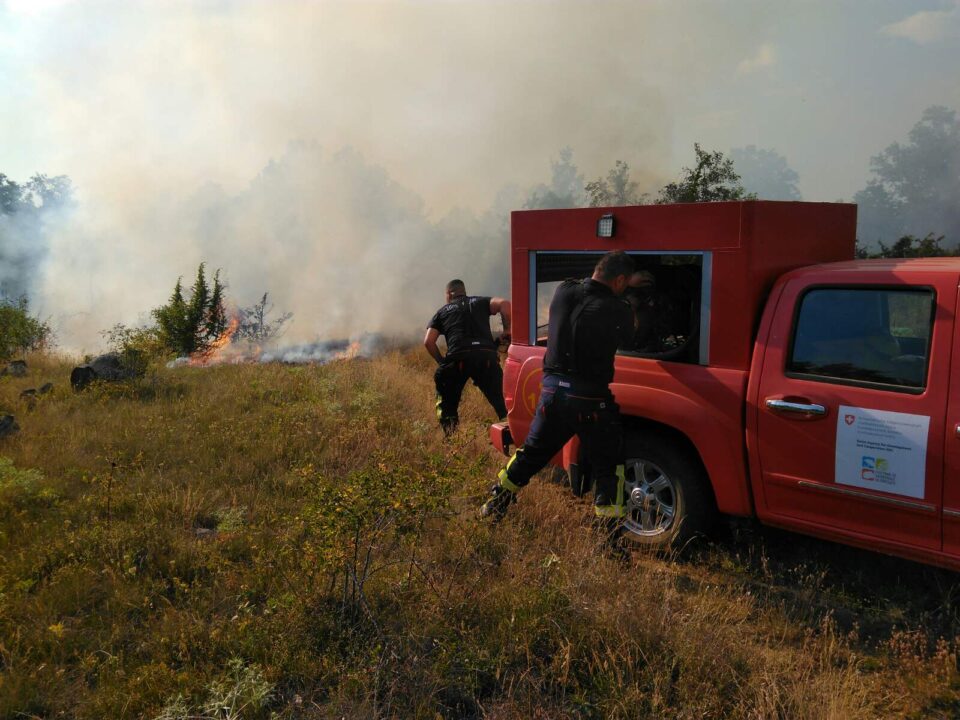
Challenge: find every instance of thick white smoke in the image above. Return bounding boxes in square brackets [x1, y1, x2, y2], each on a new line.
[38, 141, 514, 351]
[3, 1, 957, 351]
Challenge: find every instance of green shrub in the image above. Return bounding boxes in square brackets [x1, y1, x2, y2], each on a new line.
[101, 322, 170, 372]
[0, 456, 58, 510]
[0, 296, 51, 359]
[153, 263, 227, 357]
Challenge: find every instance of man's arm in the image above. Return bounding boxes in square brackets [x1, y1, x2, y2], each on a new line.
[423, 327, 443, 364]
[489, 297, 512, 344]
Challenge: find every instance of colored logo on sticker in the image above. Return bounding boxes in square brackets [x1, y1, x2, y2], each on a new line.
[861, 469, 875, 481]
[862, 456, 875, 469]
[876, 458, 889, 471]
[845, 414, 856, 425]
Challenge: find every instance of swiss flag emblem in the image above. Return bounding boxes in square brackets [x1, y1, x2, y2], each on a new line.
[844, 414, 856, 425]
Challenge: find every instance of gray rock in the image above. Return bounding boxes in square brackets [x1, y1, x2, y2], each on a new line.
[71, 353, 139, 391]
[1, 360, 27, 378]
[38, 382, 53, 395]
[19, 388, 36, 402]
[0, 414, 19, 438]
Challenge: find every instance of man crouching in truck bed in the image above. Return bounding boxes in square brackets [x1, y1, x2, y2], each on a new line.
[424, 279, 512, 436]
[481, 251, 635, 539]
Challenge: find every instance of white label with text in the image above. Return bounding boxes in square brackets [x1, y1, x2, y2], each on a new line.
[835, 406, 929, 499]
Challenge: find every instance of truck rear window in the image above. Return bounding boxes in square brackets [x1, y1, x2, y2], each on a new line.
[788, 287, 934, 390]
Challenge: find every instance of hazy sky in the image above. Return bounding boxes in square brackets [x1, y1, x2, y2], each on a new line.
[3, 0, 958, 209]
[1, 0, 959, 350]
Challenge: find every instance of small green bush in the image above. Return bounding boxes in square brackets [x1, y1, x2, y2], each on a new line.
[101, 322, 170, 372]
[0, 455, 58, 510]
[0, 296, 51, 360]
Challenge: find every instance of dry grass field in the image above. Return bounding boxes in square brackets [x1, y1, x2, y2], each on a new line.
[1, 350, 959, 718]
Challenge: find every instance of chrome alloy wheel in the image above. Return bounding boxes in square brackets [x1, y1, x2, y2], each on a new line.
[622, 458, 677, 538]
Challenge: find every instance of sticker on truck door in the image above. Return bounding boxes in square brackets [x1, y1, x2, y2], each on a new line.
[835, 406, 930, 499]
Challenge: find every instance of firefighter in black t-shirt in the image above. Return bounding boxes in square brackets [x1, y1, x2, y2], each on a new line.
[424, 279, 511, 435]
[481, 251, 636, 532]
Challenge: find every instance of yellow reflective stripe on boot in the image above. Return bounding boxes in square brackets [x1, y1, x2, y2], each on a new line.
[597, 467, 627, 519]
[435, 397, 443, 420]
[498, 453, 521, 494]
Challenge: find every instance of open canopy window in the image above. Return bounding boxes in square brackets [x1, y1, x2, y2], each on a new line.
[532, 252, 708, 364]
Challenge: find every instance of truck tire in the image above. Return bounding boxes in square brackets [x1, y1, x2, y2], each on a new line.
[620, 431, 715, 550]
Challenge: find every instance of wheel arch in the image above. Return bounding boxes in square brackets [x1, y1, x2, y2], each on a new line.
[619, 416, 718, 512]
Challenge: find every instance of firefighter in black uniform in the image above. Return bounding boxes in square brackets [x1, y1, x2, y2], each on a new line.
[481, 251, 636, 528]
[424, 279, 511, 435]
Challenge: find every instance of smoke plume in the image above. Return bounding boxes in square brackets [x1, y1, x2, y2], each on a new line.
[3, 1, 957, 350]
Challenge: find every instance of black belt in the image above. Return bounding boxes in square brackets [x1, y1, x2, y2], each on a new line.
[544, 372, 609, 397]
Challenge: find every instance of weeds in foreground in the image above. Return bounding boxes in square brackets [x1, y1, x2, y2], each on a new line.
[0, 351, 958, 718]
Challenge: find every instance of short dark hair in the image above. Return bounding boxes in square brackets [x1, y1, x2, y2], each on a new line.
[446, 279, 466, 296]
[594, 251, 635, 282]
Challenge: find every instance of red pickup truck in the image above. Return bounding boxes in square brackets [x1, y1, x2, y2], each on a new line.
[490, 201, 960, 570]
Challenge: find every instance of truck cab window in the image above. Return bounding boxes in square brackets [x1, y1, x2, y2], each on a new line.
[533, 252, 705, 364]
[788, 287, 934, 390]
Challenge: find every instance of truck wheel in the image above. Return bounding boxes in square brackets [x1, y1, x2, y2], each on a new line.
[620, 433, 715, 549]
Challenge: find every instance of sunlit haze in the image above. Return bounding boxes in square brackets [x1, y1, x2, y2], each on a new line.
[1, 0, 958, 350]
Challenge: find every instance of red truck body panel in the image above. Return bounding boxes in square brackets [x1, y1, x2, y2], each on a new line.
[746, 259, 960, 570]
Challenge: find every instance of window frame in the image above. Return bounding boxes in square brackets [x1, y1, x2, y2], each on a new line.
[528, 250, 713, 365]
[784, 283, 937, 395]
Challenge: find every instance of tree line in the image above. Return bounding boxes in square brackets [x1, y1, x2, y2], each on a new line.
[525, 105, 959, 257]
[1, 104, 956, 359]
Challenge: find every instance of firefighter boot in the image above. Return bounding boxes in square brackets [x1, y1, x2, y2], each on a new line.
[594, 516, 628, 560]
[480, 484, 515, 521]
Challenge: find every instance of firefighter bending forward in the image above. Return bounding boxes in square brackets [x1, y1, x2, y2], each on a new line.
[481, 251, 636, 530]
[424, 279, 511, 435]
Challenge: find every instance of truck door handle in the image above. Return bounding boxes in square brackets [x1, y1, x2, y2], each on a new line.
[765, 398, 827, 418]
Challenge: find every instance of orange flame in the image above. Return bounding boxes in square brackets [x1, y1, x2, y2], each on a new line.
[187, 315, 241, 367]
[330, 340, 363, 362]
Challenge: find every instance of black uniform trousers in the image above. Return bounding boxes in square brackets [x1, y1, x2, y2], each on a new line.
[434, 349, 507, 433]
[498, 373, 625, 516]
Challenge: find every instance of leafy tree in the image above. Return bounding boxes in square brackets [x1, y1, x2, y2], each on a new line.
[855, 106, 960, 248]
[729, 146, 802, 200]
[0, 296, 52, 360]
[586, 160, 647, 207]
[154, 278, 189, 353]
[657, 144, 753, 204]
[186, 263, 211, 350]
[24, 174, 73, 209]
[153, 264, 227, 356]
[206, 270, 227, 340]
[0, 174, 23, 215]
[525, 147, 586, 209]
[0, 172, 73, 299]
[877, 233, 956, 258]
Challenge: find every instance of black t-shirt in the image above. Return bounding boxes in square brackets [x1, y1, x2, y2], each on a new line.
[428, 295, 496, 356]
[543, 279, 635, 386]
